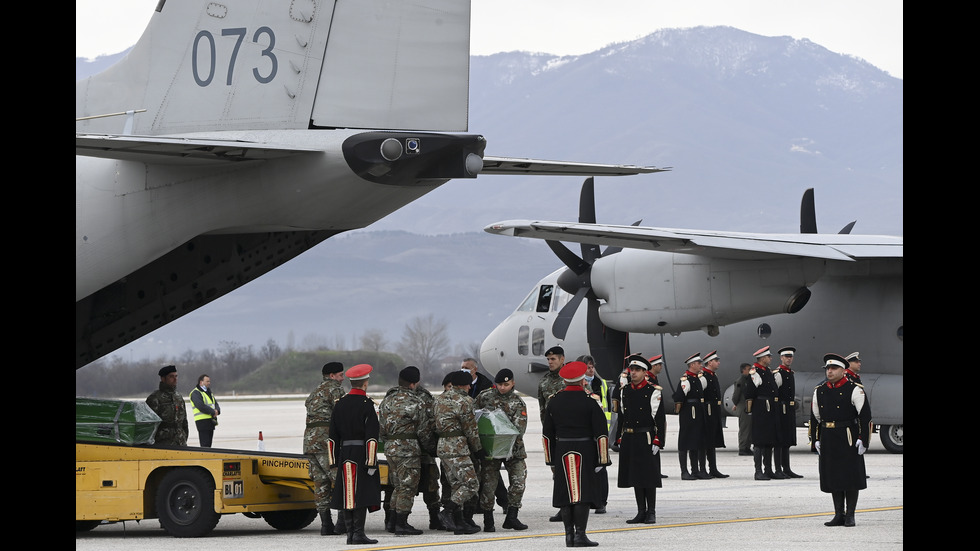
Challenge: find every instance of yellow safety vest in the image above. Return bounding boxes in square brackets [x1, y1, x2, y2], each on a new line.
[189, 387, 217, 422]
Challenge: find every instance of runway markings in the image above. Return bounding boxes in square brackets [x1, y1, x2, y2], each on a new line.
[347, 506, 903, 549]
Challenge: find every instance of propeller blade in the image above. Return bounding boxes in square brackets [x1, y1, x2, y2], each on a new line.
[552, 285, 588, 340]
[838, 221, 856, 234]
[546, 240, 589, 275]
[800, 188, 817, 233]
[585, 298, 630, 380]
[578, 178, 601, 264]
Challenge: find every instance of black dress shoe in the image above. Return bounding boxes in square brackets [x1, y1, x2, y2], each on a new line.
[594, 505, 606, 514]
[549, 511, 562, 522]
[754, 472, 771, 480]
[784, 470, 804, 478]
[661, 474, 669, 478]
[625, 512, 645, 524]
[681, 472, 698, 480]
[710, 470, 730, 478]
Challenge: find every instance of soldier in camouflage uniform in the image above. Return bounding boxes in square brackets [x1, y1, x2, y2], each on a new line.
[414, 378, 446, 530]
[304, 362, 346, 536]
[146, 365, 188, 446]
[537, 346, 567, 522]
[379, 366, 437, 536]
[433, 371, 484, 535]
[474, 368, 528, 532]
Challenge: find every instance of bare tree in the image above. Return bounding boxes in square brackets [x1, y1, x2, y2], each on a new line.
[360, 328, 388, 352]
[397, 314, 451, 376]
[261, 338, 282, 362]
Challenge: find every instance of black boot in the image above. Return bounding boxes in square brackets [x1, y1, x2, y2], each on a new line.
[694, 450, 712, 479]
[550, 508, 563, 521]
[771, 447, 789, 479]
[463, 505, 479, 529]
[452, 504, 480, 535]
[643, 488, 657, 524]
[483, 510, 495, 532]
[626, 488, 646, 524]
[428, 504, 446, 530]
[783, 448, 803, 478]
[561, 506, 574, 547]
[708, 449, 729, 478]
[344, 510, 355, 545]
[335, 508, 347, 535]
[754, 448, 770, 480]
[385, 504, 395, 533]
[571, 503, 598, 547]
[394, 511, 423, 536]
[437, 502, 458, 533]
[502, 506, 528, 530]
[319, 510, 335, 536]
[763, 446, 776, 478]
[824, 492, 845, 526]
[844, 490, 858, 527]
[680, 452, 697, 480]
[349, 508, 378, 545]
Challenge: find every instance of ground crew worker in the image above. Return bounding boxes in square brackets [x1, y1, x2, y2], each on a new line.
[474, 368, 529, 532]
[775, 346, 803, 478]
[433, 370, 483, 535]
[543, 361, 610, 547]
[189, 374, 220, 447]
[810, 353, 872, 527]
[146, 365, 188, 446]
[673, 353, 708, 480]
[328, 364, 382, 545]
[746, 346, 780, 480]
[304, 361, 346, 536]
[379, 366, 437, 536]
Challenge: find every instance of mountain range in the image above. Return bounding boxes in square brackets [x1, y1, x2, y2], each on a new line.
[76, 26, 903, 362]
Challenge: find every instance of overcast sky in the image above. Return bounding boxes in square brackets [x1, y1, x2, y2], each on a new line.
[76, 0, 903, 79]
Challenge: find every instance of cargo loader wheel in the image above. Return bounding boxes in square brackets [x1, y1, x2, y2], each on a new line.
[156, 468, 220, 537]
[879, 424, 903, 454]
[262, 509, 318, 531]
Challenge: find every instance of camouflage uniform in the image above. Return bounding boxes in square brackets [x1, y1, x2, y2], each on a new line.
[415, 386, 445, 527]
[146, 382, 188, 446]
[379, 385, 437, 514]
[304, 375, 345, 513]
[433, 386, 483, 507]
[474, 387, 528, 511]
[537, 369, 565, 417]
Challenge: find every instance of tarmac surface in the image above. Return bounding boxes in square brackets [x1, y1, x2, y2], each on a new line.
[76, 394, 903, 550]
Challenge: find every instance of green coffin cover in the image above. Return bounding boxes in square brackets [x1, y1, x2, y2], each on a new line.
[476, 408, 519, 459]
[76, 397, 162, 445]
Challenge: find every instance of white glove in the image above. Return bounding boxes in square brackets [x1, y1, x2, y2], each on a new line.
[367, 468, 377, 476]
[651, 444, 660, 455]
[856, 440, 866, 455]
[815, 441, 821, 455]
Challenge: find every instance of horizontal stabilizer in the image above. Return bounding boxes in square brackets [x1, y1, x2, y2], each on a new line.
[75, 133, 320, 163]
[481, 156, 668, 176]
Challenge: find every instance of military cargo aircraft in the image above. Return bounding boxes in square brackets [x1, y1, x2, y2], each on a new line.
[479, 179, 903, 452]
[75, 0, 666, 369]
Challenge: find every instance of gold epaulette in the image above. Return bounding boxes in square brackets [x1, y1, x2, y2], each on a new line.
[680, 375, 688, 381]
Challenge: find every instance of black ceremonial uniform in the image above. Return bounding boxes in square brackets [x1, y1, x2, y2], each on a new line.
[543, 388, 611, 508]
[746, 362, 780, 479]
[672, 370, 708, 479]
[809, 379, 871, 492]
[617, 380, 663, 490]
[329, 389, 382, 510]
[701, 369, 726, 449]
[774, 365, 803, 477]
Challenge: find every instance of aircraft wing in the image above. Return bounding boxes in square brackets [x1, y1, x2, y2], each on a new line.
[481, 156, 669, 176]
[75, 133, 322, 164]
[484, 220, 903, 261]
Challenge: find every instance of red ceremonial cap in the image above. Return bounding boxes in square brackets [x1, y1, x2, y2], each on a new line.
[559, 361, 587, 382]
[702, 351, 718, 362]
[648, 354, 664, 366]
[684, 353, 701, 365]
[753, 346, 771, 358]
[346, 363, 373, 380]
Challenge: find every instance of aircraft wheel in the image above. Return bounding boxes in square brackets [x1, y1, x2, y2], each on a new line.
[156, 468, 220, 537]
[262, 509, 318, 531]
[879, 424, 903, 454]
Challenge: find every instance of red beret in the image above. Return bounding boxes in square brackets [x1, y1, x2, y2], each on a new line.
[559, 361, 587, 382]
[346, 363, 373, 380]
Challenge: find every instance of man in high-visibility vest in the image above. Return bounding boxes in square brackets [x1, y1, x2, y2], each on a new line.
[581, 355, 611, 515]
[189, 374, 220, 447]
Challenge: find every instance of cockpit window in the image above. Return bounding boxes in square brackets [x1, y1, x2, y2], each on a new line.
[536, 285, 554, 313]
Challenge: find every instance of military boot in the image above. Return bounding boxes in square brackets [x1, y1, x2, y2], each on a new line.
[334, 508, 347, 534]
[754, 447, 771, 480]
[783, 448, 803, 478]
[501, 506, 528, 530]
[825, 492, 846, 526]
[771, 447, 789, 479]
[463, 505, 479, 529]
[428, 504, 446, 530]
[319, 509, 335, 536]
[571, 503, 598, 547]
[762, 446, 777, 478]
[483, 510, 495, 532]
[561, 506, 574, 548]
[844, 490, 858, 527]
[349, 508, 378, 545]
[452, 504, 480, 535]
[437, 503, 458, 533]
[626, 489, 646, 524]
[394, 512, 423, 536]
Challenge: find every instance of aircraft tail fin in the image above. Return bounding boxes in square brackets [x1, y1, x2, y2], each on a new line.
[75, 0, 471, 136]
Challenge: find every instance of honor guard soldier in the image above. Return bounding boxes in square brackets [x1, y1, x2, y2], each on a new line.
[615, 354, 663, 524]
[672, 353, 709, 480]
[844, 352, 863, 385]
[809, 354, 873, 527]
[775, 347, 803, 478]
[474, 368, 529, 532]
[543, 361, 611, 547]
[746, 346, 780, 480]
[328, 364, 382, 545]
[699, 351, 729, 478]
[305, 361, 346, 536]
[379, 366, 437, 536]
